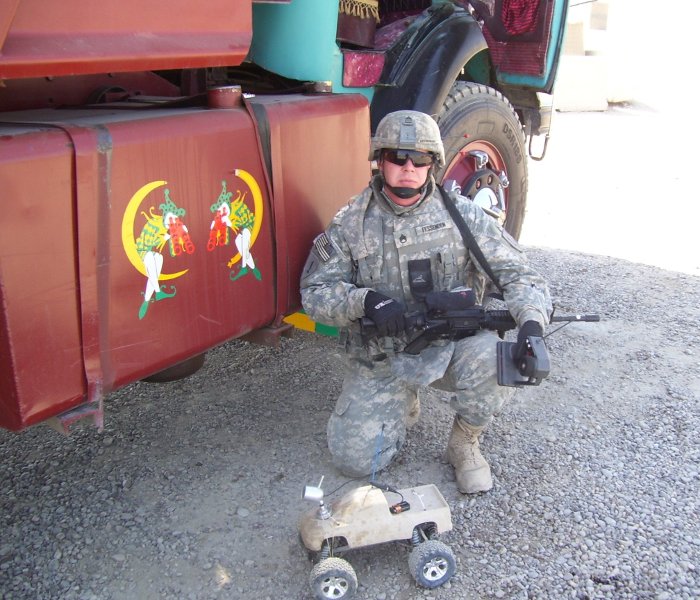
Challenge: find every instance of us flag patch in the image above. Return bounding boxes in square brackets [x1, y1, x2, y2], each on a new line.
[314, 233, 334, 262]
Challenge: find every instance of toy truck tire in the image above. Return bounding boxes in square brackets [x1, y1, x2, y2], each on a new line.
[437, 82, 528, 240]
[309, 557, 358, 600]
[408, 539, 456, 589]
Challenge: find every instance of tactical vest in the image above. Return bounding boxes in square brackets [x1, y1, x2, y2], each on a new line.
[339, 186, 487, 314]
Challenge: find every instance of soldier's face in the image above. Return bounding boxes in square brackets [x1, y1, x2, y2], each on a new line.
[379, 153, 431, 206]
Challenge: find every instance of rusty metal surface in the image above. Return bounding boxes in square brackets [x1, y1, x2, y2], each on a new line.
[0, 0, 252, 79]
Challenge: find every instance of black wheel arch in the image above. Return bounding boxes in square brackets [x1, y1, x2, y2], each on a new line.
[370, 6, 488, 132]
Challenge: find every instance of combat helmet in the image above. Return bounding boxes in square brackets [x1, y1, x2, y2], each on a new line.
[369, 110, 445, 167]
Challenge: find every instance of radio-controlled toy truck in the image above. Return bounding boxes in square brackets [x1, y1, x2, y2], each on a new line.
[299, 481, 456, 599]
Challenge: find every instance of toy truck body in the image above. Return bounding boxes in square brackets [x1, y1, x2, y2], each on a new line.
[300, 484, 452, 552]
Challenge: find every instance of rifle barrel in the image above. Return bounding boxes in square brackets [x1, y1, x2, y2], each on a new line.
[550, 314, 600, 323]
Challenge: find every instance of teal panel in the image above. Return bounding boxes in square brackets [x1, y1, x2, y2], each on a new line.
[250, 0, 375, 100]
[251, 0, 342, 87]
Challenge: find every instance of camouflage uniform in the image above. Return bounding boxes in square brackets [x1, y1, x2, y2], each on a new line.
[301, 120, 551, 478]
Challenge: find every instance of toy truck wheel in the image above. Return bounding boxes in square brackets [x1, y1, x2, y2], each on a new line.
[437, 82, 528, 240]
[309, 557, 358, 600]
[408, 540, 456, 589]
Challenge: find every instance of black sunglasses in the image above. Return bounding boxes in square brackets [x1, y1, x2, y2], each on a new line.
[382, 149, 434, 167]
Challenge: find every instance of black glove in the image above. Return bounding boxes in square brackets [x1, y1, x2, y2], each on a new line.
[364, 291, 405, 337]
[516, 320, 544, 361]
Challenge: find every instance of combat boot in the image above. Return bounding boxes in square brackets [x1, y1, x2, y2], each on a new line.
[445, 415, 492, 494]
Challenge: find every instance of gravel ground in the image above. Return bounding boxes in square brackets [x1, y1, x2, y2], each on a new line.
[1, 244, 698, 600]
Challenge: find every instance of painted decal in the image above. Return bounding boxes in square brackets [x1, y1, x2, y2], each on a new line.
[122, 169, 264, 319]
[209, 169, 264, 283]
[121, 182, 194, 319]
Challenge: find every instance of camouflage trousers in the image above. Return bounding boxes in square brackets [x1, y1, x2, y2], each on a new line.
[327, 331, 515, 477]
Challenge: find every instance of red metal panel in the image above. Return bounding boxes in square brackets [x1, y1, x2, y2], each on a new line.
[0, 1, 20, 52]
[249, 94, 371, 318]
[0, 0, 252, 79]
[0, 126, 85, 430]
[80, 108, 276, 392]
[0, 105, 275, 429]
[0, 92, 370, 431]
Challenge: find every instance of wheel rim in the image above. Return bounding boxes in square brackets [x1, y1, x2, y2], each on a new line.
[421, 556, 450, 583]
[442, 140, 508, 213]
[319, 575, 349, 598]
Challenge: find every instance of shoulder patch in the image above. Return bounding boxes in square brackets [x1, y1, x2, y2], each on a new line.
[313, 233, 335, 262]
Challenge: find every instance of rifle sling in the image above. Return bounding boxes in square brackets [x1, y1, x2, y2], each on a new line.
[438, 185, 504, 294]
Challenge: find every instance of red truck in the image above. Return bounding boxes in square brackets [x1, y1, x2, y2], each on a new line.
[0, 0, 567, 432]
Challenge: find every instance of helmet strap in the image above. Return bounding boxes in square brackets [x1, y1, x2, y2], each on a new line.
[382, 164, 434, 199]
[384, 184, 423, 199]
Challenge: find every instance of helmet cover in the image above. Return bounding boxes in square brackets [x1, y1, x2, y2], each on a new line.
[370, 110, 445, 167]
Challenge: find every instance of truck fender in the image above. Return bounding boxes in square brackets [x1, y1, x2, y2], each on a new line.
[370, 13, 488, 131]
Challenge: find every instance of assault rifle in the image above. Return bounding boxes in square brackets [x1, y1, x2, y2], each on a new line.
[360, 303, 599, 387]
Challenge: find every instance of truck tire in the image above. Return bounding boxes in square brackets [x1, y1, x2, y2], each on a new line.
[436, 82, 528, 239]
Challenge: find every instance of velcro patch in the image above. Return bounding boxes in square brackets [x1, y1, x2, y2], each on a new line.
[416, 221, 448, 235]
[313, 233, 334, 262]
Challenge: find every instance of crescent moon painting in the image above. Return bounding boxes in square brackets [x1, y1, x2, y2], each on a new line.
[121, 182, 195, 319]
[206, 169, 264, 283]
